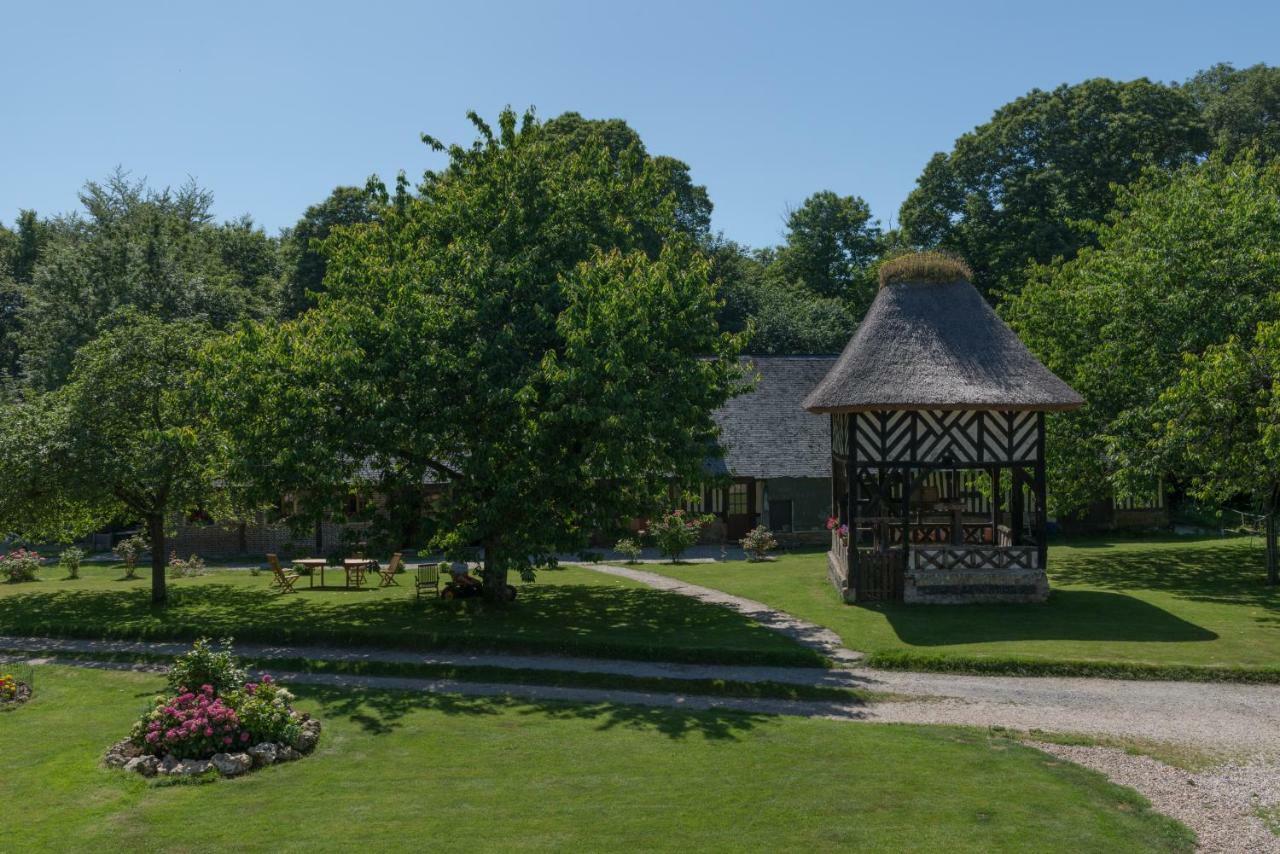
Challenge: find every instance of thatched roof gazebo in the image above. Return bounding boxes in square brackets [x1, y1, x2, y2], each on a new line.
[803, 253, 1083, 604]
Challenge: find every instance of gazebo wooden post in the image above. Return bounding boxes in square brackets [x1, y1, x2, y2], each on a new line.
[989, 465, 1001, 544]
[1034, 413, 1049, 568]
[1010, 467, 1025, 546]
[901, 465, 912, 567]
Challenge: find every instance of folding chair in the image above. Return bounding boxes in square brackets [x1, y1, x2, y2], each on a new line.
[414, 563, 441, 600]
[267, 553, 301, 594]
[379, 553, 403, 587]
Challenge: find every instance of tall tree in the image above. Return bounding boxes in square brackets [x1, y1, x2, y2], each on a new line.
[0, 310, 225, 605]
[1185, 63, 1280, 161]
[900, 78, 1207, 297]
[209, 109, 744, 598]
[18, 171, 282, 389]
[774, 191, 881, 299]
[1005, 154, 1280, 514]
[281, 185, 378, 317]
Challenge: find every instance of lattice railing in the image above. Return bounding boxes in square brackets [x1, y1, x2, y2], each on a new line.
[910, 546, 1038, 572]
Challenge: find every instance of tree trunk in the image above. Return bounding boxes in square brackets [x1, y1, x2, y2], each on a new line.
[148, 513, 168, 606]
[481, 541, 509, 601]
[1267, 490, 1279, 587]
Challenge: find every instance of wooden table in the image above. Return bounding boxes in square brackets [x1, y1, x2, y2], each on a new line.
[342, 558, 377, 589]
[292, 558, 328, 588]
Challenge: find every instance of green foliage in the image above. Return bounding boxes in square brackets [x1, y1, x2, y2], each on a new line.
[15, 171, 282, 390]
[281, 185, 378, 317]
[773, 191, 881, 299]
[167, 551, 207, 578]
[739, 525, 777, 561]
[0, 310, 230, 603]
[208, 109, 745, 594]
[58, 546, 84, 580]
[223, 677, 301, 746]
[900, 77, 1207, 296]
[1005, 155, 1280, 514]
[613, 536, 642, 563]
[166, 637, 246, 696]
[112, 533, 147, 580]
[0, 548, 42, 583]
[1185, 62, 1280, 161]
[650, 509, 713, 562]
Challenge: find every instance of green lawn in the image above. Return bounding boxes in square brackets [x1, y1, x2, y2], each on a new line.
[642, 536, 1280, 678]
[0, 665, 1191, 852]
[0, 563, 819, 667]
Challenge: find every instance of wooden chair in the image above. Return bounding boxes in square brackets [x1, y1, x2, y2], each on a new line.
[267, 554, 301, 594]
[378, 553, 403, 587]
[414, 563, 440, 600]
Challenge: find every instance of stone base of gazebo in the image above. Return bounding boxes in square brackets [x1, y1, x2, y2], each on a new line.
[904, 567, 1049, 604]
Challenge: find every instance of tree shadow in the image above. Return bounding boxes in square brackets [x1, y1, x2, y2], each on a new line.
[0, 579, 821, 665]
[870, 590, 1218, 646]
[290, 682, 774, 741]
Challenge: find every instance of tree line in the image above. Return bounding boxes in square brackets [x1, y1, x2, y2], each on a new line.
[4, 61, 1280, 599]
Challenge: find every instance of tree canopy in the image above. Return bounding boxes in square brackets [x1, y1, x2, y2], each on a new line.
[208, 109, 744, 597]
[1185, 62, 1280, 161]
[899, 78, 1207, 297]
[281, 185, 379, 317]
[1005, 154, 1280, 514]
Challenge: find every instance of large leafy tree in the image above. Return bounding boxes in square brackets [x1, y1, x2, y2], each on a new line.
[1185, 63, 1280, 161]
[0, 311, 225, 605]
[900, 78, 1207, 297]
[1156, 323, 1280, 585]
[18, 171, 282, 389]
[773, 191, 881, 300]
[1005, 155, 1280, 514]
[209, 109, 744, 598]
[280, 185, 379, 317]
[0, 211, 47, 389]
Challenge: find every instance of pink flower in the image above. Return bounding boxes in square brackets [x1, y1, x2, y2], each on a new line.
[145, 732, 159, 743]
[240, 732, 251, 742]
[204, 727, 214, 737]
[223, 736, 233, 745]
[261, 674, 273, 684]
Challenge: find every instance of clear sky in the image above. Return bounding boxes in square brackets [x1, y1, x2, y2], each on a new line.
[3, 0, 1278, 248]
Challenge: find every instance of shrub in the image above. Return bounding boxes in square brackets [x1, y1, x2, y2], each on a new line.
[0, 674, 17, 700]
[650, 510, 713, 563]
[739, 526, 778, 561]
[614, 536, 643, 564]
[224, 676, 301, 746]
[59, 546, 85, 580]
[167, 551, 206, 577]
[113, 533, 147, 579]
[0, 549, 41, 583]
[167, 637, 246, 696]
[132, 685, 249, 759]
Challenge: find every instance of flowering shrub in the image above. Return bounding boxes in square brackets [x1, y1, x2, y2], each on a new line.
[825, 517, 849, 541]
[59, 546, 85, 580]
[0, 549, 41, 583]
[224, 676, 301, 747]
[132, 685, 250, 759]
[614, 536, 643, 564]
[0, 674, 17, 700]
[168, 551, 206, 578]
[113, 534, 147, 579]
[650, 509, 713, 563]
[739, 525, 778, 561]
[166, 637, 246, 696]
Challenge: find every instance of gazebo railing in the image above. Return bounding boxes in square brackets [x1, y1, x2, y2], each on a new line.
[910, 545, 1038, 572]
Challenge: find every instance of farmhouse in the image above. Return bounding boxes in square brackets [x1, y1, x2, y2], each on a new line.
[803, 256, 1083, 603]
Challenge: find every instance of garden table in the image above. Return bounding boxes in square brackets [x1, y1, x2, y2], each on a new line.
[292, 558, 328, 588]
[342, 558, 377, 589]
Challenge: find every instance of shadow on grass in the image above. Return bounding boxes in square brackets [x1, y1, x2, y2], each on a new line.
[0, 580, 822, 666]
[291, 681, 773, 741]
[870, 590, 1218, 646]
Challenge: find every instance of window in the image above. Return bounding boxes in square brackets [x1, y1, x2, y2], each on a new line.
[769, 499, 793, 533]
[728, 483, 749, 515]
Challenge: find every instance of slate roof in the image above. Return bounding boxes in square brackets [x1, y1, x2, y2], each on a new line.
[802, 278, 1083, 413]
[711, 356, 836, 479]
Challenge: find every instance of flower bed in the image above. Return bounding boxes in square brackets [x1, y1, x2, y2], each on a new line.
[1, 669, 33, 707]
[105, 639, 321, 779]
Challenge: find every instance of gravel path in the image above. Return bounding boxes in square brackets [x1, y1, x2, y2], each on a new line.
[583, 562, 863, 664]
[1036, 744, 1280, 853]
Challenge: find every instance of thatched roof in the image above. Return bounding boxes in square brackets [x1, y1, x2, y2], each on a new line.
[802, 277, 1083, 414]
[711, 356, 835, 478]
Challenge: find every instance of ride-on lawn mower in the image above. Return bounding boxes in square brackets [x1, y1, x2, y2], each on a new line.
[440, 565, 518, 601]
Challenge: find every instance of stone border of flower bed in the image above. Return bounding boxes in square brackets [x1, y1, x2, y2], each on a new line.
[105, 715, 321, 779]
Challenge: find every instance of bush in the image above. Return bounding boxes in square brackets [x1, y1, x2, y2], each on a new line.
[0, 673, 17, 700]
[739, 526, 778, 561]
[650, 510, 713, 563]
[0, 549, 42, 583]
[133, 685, 249, 758]
[167, 551, 206, 578]
[614, 536, 643, 563]
[224, 676, 301, 746]
[167, 637, 246, 696]
[113, 534, 147, 579]
[59, 546, 85, 580]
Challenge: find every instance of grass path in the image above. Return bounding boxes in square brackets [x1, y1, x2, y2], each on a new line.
[0, 664, 1193, 852]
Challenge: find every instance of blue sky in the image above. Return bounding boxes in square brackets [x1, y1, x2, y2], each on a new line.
[3, 0, 1278, 248]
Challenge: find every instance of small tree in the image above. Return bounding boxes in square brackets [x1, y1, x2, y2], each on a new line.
[614, 536, 643, 564]
[650, 510, 713, 563]
[1157, 322, 1280, 585]
[113, 533, 147, 580]
[739, 525, 778, 562]
[58, 546, 84, 580]
[0, 310, 228, 605]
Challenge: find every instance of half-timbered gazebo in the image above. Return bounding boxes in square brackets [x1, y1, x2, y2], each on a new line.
[802, 255, 1083, 603]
